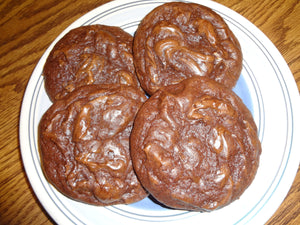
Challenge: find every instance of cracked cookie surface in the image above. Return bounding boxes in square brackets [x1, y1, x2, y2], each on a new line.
[44, 25, 139, 101]
[39, 84, 148, 205]
[130, 77, 261, 211]
[133, 2, 242, 95]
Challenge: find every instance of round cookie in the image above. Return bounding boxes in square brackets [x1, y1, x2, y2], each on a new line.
[130, 77, 261, 211]
[39, 84, 148, 205]
[133, 2, 243, 95]
[43, 24, 140, 102]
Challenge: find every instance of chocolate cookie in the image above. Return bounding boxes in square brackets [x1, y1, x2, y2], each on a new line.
[43, 24, 140, 102]
[39, 84, 148, 205]
[133, 2, 242, 95]
[130, 77, 261, 211]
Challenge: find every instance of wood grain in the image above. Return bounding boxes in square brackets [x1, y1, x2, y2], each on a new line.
[0, 0, 299, 224]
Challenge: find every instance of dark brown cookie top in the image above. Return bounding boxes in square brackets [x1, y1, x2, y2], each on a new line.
[130, 77, 261, 211]
[43, 24, 140, 102]
[133, 2, 243, 95]
[39, 84, 148, 205]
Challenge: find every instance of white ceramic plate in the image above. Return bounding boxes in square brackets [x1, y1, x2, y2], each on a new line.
[20, 0, 300, 224]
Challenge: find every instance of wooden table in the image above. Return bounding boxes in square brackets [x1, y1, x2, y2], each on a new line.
[1, 0, 299, 224]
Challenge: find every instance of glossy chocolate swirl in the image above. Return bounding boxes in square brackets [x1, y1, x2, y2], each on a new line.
[130, 77, 261, 211]
[44, 25, 140, 102]
[133, 2, 242, 95]
[39, 84, 148, 205]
